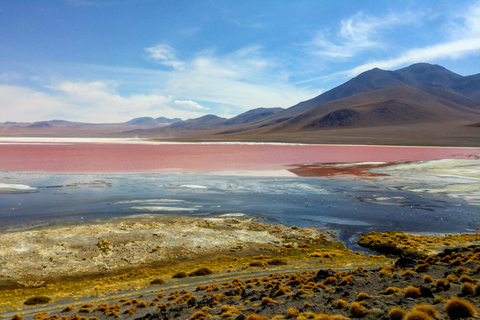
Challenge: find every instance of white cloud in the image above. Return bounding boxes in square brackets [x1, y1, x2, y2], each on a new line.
[299, 3, 480, 84]
[0, 82, 206, 123]
[145, 44, 184, 70]
[345, 38, 480, 77]
[309, 11, 416, 60]
[341, 3, 480, 78]
[174, 100, 208, 110]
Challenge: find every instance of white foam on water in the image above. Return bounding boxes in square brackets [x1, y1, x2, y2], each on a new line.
[125, 206, 198, 212]
[179, 185, 207, 189]
[110, 199, 185, 205]
[0, 183, 37, 191]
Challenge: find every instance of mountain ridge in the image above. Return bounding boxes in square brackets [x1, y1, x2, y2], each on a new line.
[1, 63, 479, 146]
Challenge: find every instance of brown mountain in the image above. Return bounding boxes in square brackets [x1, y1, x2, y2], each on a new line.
[1, 63, 479, 146]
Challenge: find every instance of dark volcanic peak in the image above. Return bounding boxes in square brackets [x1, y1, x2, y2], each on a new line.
[452, 73, 480, 100]
[126, 117, 183, 126]
[168, 114, 227, 130]
[281, 63, 479, 120]
[126, 117, 155, 124]
[394, 63, 463, 90]
[27, 121, 51, 128]
[222, 107, 284, 126]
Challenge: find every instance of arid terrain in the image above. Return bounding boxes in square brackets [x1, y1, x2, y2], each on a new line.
[2, 221, 480, 320]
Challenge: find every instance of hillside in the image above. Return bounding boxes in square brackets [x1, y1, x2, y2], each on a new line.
[1, 63, 479, 146]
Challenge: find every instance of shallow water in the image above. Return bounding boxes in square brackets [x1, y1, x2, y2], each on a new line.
[0, 169, 478, 251]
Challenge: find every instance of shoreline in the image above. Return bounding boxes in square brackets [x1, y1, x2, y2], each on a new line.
[1, 136, 480, 149]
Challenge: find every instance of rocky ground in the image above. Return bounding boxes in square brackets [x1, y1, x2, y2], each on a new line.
[1, 217, 480, 320]
[5, 244, 480, 320]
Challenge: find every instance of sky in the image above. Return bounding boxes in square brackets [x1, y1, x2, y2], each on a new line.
[0, 0, 479, 123]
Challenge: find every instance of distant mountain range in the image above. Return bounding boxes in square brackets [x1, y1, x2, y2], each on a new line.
[1, 63, 479, 146]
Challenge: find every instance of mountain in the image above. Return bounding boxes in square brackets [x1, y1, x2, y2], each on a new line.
[1, 63, 479, 146]
[151, 63, 480, 146]
[125, 108, 285, 136]
[126, 117, 182, 126]
[0, 117, 183, 137]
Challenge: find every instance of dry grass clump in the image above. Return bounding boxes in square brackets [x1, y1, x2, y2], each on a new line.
[455, 266, 470, 274]
[245, 314, 270, 320]
[404, 286, 421, 298]
[475, 282, 480, 296]
[388, 307, 406, 320]
[461, 282, 474, 295]
[458, 275, 473, 283]
[286, 308, 300, 318]
[24, 296, 51, 305]
[379, 266, 397, 276]
[189, 268, 213, 277]
[446, 274, 456, 282]
[350, 302, 366, 317]
[62, 305, 75, 312]
[434, 278, 449, 290]
[150, 278, 166, 285]
[12, 314, 23, 320]
[172, 271, 188, 278]
[323, 277, 338, 285]
[415, 263, 430, 273]
[433, 296, 445, 304]
[385, 287, 402, 295]
[123, 307, 137, 315]
[445, 297, 477, 319]
[339, 275, 355, 285]
[260, 297, 276, 306]
[404, 310, 434, 320]
[423, 275, 433, 283]
[221, 305, 242, 318]
[273, 286, 292, 297]
[412, 304, 438, 318]
[267, 258, 287, 265]
[336, 299, 349, 309]
[190, 311, 208, 320]
[356, 292, 371, 301]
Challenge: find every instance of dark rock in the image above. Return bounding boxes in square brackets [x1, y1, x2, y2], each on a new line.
[420, 285, 433, 297]
[314, 269, 335, 282]
[395, 256, 417, 268]
[235, 315, 246, 320]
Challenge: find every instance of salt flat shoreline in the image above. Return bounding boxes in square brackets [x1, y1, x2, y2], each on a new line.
[1, 137, 480, 149]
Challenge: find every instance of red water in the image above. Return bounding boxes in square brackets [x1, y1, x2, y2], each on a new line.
[0, 143, 478, 174]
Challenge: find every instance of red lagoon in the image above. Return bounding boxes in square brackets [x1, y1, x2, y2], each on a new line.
[0, 142, 478, 174]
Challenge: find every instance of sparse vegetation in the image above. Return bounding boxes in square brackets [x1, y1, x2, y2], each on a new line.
[389, 307, 406, 320]
[24, 296, 51, 305]
[445, 297, 477, 319]
[189, 268, 214, 277]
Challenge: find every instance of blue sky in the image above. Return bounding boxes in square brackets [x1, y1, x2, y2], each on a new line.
[1, 0, 479, 123]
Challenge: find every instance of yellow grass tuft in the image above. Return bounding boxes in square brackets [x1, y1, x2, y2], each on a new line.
[445, 297, 477, 319]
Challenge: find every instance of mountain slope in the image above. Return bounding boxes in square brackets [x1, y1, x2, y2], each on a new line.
[260, 85, 480, 134]
[237, 63, 479, 132]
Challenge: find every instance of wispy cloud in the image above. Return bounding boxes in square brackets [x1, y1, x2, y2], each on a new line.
[0, 81, 205, 123]
[145, 44, 184, 70]
[174, 100, 209, 110]
[342, 3, 480, 77]
[299, 3, 480, 84]
[308, 11, 417, 60]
